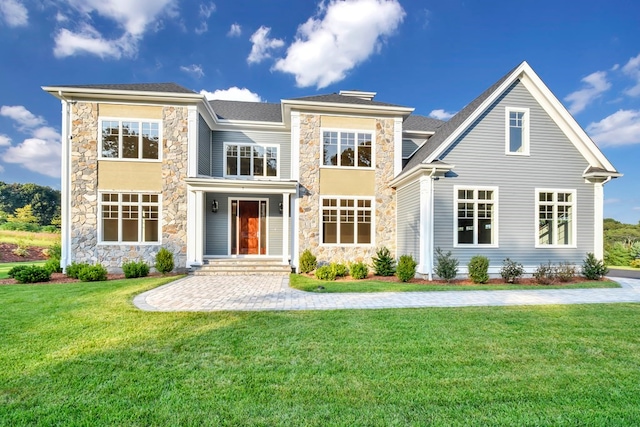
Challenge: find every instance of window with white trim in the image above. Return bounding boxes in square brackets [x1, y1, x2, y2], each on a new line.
[225, 144, 278, 178]
[455, 188, 497, 246]
[100, 119, 160, 160]
[322, 130, 373, 168]
[321, 198, 373, 245]
[537, 190, 575, 246]
[505, 108, 529, 155]
[100, 193, 160, 243]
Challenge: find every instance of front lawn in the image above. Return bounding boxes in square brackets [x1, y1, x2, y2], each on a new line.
[0, 260, 46, 279]
[1, 278, 640, 425]
[290, 274, 620, 293]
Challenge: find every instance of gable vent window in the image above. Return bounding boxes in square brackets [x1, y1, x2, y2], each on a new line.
[505, 108, 529, 155]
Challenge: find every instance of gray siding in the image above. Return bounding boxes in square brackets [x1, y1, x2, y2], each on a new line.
[211, 130, 291, 179]
[397, 180, 421, 258]
[433, 80, 594, 268]
[402, 138, 422, 158]
[205, 192, 286, 256]
[197, 115, 211, 176]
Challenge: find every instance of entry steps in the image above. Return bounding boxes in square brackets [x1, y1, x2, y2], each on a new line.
[191, 258, 291, 276]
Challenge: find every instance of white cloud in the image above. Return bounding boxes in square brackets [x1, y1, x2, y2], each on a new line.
[0, 134, 11, 146]
[247, 26, 284, 64]
[564, 71, 611, 114]
[227, 23, 241, 37]
[55, 12, 68, 23]
[622, 53, 640, 97]
[195, 2, 215, 34]
[0, 0, 28, 27]
[429, 109, 455, 120]
[53, 0, 178, 58]
[0, 105, 45, 129]
[200, 87, 263, 102]
[180, 64, 204, 78]
[273, 0, 405, 88]
[586, 109, 640, 147]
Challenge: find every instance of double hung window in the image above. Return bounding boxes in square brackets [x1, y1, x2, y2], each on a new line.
[537, 190, 575, 246]
[101, 193, 160, 244]
[505, 108, 529, 155]
[455, 187, 497, 246]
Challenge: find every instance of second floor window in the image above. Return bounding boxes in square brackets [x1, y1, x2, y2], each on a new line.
[225, 144, 278, 178]
[101, 120, 160, 160]
[322, 131, 373, 168]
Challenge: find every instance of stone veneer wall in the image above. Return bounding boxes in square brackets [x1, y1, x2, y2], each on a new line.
[297, 113, 397, 264]
[69, 102, 188, 272]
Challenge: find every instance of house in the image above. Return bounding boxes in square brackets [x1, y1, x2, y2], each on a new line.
[44, 61, 620, 278]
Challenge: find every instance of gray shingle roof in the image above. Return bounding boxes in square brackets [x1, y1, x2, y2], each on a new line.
[401, 63, 522, 175]
[54, 82, 196, 94]
[209, 100, 282, 123]
[403, 115, 445, 133]
[287, 93, 409, 108]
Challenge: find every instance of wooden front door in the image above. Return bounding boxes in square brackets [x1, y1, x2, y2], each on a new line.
[231, 199, 267, 255]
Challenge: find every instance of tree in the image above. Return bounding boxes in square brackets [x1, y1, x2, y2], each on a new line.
[8, 204, 38, 224]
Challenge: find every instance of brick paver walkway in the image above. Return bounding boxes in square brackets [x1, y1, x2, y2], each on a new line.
[133, 275, 640, 312]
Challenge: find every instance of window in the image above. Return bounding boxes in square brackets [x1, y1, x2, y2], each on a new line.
[455, 187, 497, 246]
[322, 130, 373, 168]
[100, 119, 160, 160]
[321, 198, 373, 245]
[225, 144, 278, 178]
[536, 190, 575, 246]
[505, 108, 529, 155]
[100, 193, 160, 244]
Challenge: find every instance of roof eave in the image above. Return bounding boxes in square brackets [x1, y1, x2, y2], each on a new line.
[390, 162, 454, 188]
[42, 86, 203, 103]
[282, 99, 414, 115]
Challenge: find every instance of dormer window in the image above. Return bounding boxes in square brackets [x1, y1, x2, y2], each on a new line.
[505, 107, 529, 155]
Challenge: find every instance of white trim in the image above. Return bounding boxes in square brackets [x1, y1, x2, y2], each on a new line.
[394, 117, 403, 177]
[222, 142, 280, 179]
[318, 195, 376, 247]
[185, 177, 297, 194]
[291, 112, 301, 181]
[97, 191, 162, 245]
[505, 107, 530, 156]
[453, 185, 499, 248]
[282, 193, 290, 265]
[186, 190, 197, 267]
[60, 99, 71, 270]
[187, 105, 198, 177]
[594, 182, 604, 259]
[320, 127, 376, 170]
[418, 176, 432, 278]
[534, 188, 578, 248]
[97, 117, 163, 162]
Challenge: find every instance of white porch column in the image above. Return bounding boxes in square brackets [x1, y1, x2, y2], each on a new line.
[418, 175, 433, 280]
[594, 182, 604, 260]
[186, 189, 203, 267]
[60, 99, 71, 270]
[194, 190, 204, 266]
[282, 193, 290, 265]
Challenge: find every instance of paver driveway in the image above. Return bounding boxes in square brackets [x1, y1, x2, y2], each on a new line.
[133, 275, 640, 312]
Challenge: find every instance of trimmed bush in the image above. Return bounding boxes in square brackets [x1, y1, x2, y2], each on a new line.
[122, 260, 150, 278]
[435, 248, 458, 283]
[66, 262, 91, 279]
[583, 253, 608, 280]
[534, 262, 556, 285]
[468, 255, 490, 284]
[299, 249, 317, 274]
[556, 262, 577, 282]
[396, 254, 417, 282]
[372, 247, 396, 276]
[500, 258, 525, 283]
[315, 265, 336, 281]
[12, 265, 51, 284]
[8, 265, 30, 279]
[349, 262, 368, 279]
[155, 248, 174, 274]
[77, 264, 108, 282]
[331, 262, 348, 278]
[44, 258, 63, 274]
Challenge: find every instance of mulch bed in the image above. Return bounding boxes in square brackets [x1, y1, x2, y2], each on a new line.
[0, 242, 48, 263]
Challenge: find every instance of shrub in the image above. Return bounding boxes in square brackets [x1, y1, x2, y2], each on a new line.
[155, 248, 174, 274]
[122, 260, 150, 278]
[41, 225, 59, 233]
[66, 262, 91, 279]
[299, 249, 317, 274]
[372, 247, 396, 276]
[630, 259, 640, 269]
[533, 262, 556, 285]
[12, 240, 29, 257]
[396, 254, 417, 282]
[77, 264, 108, 282]
[12, 265, 51, 284]
[435, 248, 458, 282]
[44, 258, 62, 274]
[315, 265, 336, 281]
[47, 243, 62, 260]
[604, 242, 633, 266]
[583, 252, 608, 280]
[468, 255, 490, 284]
[500, 258, 525, 283]
[8, 264, 30, 279]
[556, 262, 577, 282]
[330, 262, 348, 277]
[350, 261, 369, 279]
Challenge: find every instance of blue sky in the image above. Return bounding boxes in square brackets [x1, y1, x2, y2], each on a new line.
[0, 0, 639, 223]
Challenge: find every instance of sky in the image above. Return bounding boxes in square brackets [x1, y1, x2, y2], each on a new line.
[0, 0, 639, 223]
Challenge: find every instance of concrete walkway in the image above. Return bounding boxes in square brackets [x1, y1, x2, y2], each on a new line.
[133, 275, 640, 312]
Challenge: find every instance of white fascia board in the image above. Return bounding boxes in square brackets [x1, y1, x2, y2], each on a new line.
[43, 86, 203, 104]
[185, 177, 298, 193]
[281, 99, 414, 115]
[402, 130, 436, 137]
[390, 163, 454, 188]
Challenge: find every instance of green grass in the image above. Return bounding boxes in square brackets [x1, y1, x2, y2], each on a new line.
[0, 260, 46, 279]
[290, 274, 620, 293]
[1, 278, 640, 425]
[0, 230, 59, 247]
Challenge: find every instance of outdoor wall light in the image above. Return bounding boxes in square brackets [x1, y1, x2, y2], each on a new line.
[212, 200, 219, 213]
[278, 202, 283, 214]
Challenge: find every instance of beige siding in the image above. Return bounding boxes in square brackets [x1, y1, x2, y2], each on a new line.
[97, 161, 162, 191]
[319, 169, 375, 196]
[320, 116, 375, 130]
[99, 104, 163, 119]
